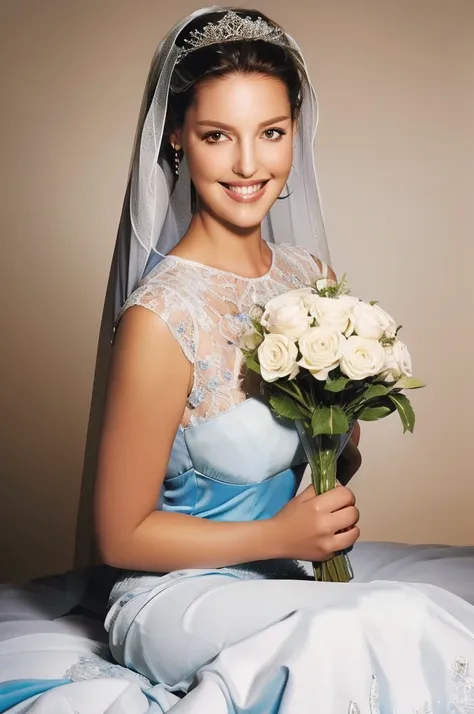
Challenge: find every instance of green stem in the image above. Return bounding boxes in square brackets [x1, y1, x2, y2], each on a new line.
[295, 421, 353, 584]
[274, 382, 312, 416]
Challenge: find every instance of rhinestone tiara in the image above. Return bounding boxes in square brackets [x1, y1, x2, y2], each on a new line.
[176, 10, 289, 62]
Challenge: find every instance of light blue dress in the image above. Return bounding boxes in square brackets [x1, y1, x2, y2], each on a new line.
[104, 244, 474, 713]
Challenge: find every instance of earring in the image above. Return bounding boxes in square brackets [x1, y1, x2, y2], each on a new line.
[173, 145, 181, 177]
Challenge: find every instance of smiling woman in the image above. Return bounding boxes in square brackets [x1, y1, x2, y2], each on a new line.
[89, 7, 474, 714]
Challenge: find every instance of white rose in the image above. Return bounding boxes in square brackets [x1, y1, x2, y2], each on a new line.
[340, 336, 386, 380]
[383, 340, 412, 381]
[261, 293, 310, 340]
[258, 333, 299, 382]
[240, 328, 263, 351]
[298, 327, 345, 381]
[305, 295, 355, 336]
[353, 302, 397, 340]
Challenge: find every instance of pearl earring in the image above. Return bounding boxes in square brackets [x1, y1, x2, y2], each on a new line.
[173, 146, 181, 177]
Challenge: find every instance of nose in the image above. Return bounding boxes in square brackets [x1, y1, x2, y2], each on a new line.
[232, 137, 258, 178]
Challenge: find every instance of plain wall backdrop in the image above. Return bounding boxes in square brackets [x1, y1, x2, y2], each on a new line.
[1, 0, 473, 583]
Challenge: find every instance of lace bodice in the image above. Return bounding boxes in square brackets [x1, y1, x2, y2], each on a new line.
[117, 243, 328, 427]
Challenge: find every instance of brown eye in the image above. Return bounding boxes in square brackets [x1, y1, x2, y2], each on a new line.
[263, 129, 284, 141]
[205, 132, 226, 144]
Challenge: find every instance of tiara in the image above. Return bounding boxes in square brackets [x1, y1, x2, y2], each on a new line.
[176, 11, 289, 62]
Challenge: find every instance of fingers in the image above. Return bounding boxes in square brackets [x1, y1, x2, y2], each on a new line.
[332, 505, 360, 532]
[333, 525, 360, 551]
[318, 486, 356, 511]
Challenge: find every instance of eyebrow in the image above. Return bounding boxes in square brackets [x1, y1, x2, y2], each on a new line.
[196, 115, 291, 130]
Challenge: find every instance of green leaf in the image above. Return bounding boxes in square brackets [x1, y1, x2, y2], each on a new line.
[363, 384, 390, 400]
[244, 354, 261, 376]
[389, 393, 416, 433]
[394, 376, 426, 390]
[269, 394, 307, 421]
[311, 406, 349, 436]
[358, 404, 394, 421]
[369, 300, 379, 306]
[325, 376, 350, 393]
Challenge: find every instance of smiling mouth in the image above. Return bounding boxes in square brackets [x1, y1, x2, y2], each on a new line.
[220, 180, 269, 197]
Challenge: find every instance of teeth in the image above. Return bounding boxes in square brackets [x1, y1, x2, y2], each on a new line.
[227, 183, 264, 196]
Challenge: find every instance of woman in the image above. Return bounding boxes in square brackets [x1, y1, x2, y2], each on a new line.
[95, 8, 474, 712]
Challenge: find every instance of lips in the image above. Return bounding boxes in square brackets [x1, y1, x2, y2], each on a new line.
[220, 180, 270, 203]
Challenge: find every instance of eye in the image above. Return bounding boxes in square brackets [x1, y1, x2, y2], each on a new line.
[263, 128, 286, 141]
[203, 131, 228, 144]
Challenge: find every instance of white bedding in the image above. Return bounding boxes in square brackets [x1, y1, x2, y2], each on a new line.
[0, 571, 180, 713]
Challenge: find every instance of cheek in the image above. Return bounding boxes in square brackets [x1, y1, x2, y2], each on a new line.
[185, 142, 227, 182]
[263, 142, 293, 176]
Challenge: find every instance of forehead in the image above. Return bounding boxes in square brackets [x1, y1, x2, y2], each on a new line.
[186, 73, 290, 125]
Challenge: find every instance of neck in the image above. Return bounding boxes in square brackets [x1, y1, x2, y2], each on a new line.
[171, 208, 272, 279]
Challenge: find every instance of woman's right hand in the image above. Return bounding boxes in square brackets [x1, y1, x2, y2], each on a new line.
[270, 485, 360, 562]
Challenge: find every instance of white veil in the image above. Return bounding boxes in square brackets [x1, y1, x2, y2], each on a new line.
[113, 6, 331, 321]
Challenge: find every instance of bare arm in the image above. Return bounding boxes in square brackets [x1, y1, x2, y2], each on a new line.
[94, 306, 282, 572]
[95, 304, 360, 572]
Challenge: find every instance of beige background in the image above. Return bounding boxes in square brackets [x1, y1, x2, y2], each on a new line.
[1, 0, 473, 583]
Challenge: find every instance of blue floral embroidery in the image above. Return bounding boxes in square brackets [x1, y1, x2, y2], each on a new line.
[198, 359, 209, 371]
[177, 323, 185, 334]
[188, 389, 205, 408]
[224, 370, 232, 381]
[207, 377, 220, 391]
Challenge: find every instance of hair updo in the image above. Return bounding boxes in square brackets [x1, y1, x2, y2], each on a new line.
[162, 9, 304, 173]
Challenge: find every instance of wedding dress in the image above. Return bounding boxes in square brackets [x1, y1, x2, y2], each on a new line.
[100, 242, 474, 713]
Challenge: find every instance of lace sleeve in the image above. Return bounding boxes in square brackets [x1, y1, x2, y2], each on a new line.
[116, 282, 196, 364]
[276, 244, 333, 284]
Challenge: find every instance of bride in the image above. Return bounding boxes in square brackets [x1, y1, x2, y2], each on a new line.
[94, 7, 474, 712]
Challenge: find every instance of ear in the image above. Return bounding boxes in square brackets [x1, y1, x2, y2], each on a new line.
[170, 129, 183, 151]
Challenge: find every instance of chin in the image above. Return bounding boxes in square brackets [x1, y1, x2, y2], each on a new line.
[215, 207, 271, 233]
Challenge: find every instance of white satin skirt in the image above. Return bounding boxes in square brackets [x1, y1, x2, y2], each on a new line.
[107, 543, 474, 713]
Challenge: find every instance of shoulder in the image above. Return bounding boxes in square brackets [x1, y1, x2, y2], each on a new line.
[115, 258, 199, 364]
[272, 243, 336, 282]
[118, 257, 200, 321]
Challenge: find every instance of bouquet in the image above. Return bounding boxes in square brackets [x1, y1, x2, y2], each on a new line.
[241, 275, 424, 583]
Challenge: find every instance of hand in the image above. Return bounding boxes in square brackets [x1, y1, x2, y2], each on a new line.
[271, 484, 360, 562]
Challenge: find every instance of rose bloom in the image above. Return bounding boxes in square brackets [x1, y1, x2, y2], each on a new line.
[383, 340, 412, 381]
[352, 302, 397, 340]
[258, 333, 299, 382]
[240, 328, 264, 351]
[340, 336, 386, 380]
[305, 295, 356, 337]
[261, 293, 311, 340]
[298, 327, 345, 381]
